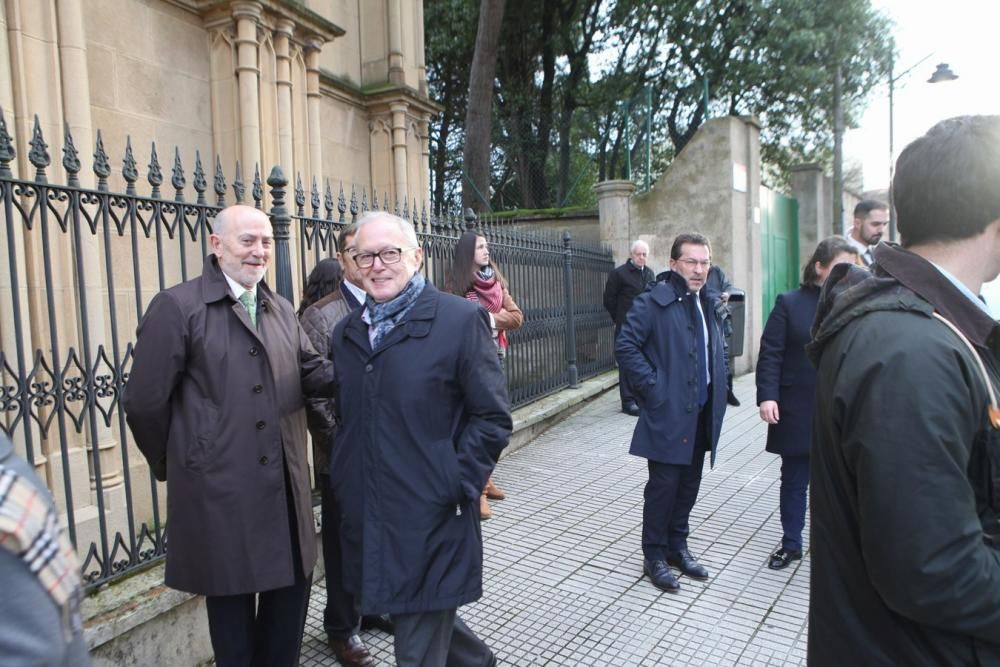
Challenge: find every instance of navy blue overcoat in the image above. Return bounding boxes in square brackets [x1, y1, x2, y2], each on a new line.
[616, 271, 728, 466]
[329, 283, 512, 615]
[755, 285, 820, 457]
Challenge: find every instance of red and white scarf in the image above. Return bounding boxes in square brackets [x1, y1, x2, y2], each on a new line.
[465, 267, 508, 349]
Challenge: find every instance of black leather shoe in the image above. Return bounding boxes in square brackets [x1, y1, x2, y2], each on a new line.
[643, 559, 680, 592]
[328, 634, 375, 667]
[767, 547, 802, 570]
[361, 614, 396, 635]
[726, 389, 741, 407]
[360, 613, 394, 634]
[667, 549, 709, 580]
[622, 401, 641, 416]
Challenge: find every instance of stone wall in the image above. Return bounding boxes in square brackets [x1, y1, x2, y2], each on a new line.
[596, 116, 763, 373]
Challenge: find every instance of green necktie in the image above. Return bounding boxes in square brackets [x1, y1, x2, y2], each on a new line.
[239, 290, 257, 327]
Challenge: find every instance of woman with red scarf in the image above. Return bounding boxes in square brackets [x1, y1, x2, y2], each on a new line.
[448, 231, 523, 519]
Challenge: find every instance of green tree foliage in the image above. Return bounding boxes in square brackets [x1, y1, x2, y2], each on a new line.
[425, 0, 892, 212]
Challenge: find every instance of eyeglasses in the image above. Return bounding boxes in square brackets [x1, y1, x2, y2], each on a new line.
[676, 258, 711, 269]
[353, 247, 416, 269]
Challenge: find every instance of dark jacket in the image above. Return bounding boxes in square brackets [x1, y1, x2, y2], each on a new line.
[616, 271, 728, 466]
[603, 259, 655, 329]
[300, 289, 354, 475]
[329, 283, 512, 615]
[123, 255, 333, 596]
[755, 285, 820, 457]
[806, 243, 1000, 665]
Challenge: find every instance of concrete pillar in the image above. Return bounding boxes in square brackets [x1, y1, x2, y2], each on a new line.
[304, 38, 323, 182]
[418, 113, 431, 208]
[390, 101, 408, 205]
[790, 163, 825, 269]
[595, 180, 636, 265]
[387, 0, 404, 85]
[232, 1, 262, 176]
[273, 19, 294, 175]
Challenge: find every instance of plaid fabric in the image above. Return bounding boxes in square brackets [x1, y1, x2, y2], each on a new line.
[0, 463, 81, 608]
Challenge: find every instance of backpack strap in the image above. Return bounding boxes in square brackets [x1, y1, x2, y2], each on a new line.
[932, 311, 1000, 429]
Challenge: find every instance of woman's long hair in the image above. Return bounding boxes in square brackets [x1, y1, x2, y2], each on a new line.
[447, 231, 508, 295]
[801, 236, 858, 286]
[297, 258, 343, 316]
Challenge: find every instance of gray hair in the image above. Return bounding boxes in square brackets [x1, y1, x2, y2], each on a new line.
[356, 211, 419, 248]
[630, 240, 649, 254]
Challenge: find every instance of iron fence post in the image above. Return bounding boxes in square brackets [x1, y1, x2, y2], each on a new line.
[267, 165, 294, 302]
[464, 207, 476, 231]
[563, 230, 578, 388]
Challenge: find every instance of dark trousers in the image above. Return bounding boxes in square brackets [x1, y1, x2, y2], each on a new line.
[641, 416, 709, 562]
[206, 464, 312, 667]
[615, 324, 634, 405]
[320, 472, 360, 640]
[392, 609, 495, 667]
[779, 455, 810, 552]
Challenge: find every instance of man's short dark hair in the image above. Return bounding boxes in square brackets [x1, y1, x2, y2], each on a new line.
[337, 222, 360, 252]
[670, 233, 711, 260]
[894, 115, 1000, 247]
[853, 200, 888, 219]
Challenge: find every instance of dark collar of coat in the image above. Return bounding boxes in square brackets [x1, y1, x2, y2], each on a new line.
[649, 270, 720, 307]
[873, 242, 1000, 348]
[342, 279, 440, 354]
[199, 254, 277, 310]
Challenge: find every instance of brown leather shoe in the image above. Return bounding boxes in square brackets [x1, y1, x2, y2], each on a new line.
[479, 493, 492, 520]
[328, 634, 375, 667]
[484, 477, 506, 500]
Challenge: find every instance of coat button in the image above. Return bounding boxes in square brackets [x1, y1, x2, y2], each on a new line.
[365, 364, 373, 372]
[255, 420, 265, 430]
[249, 346, 259, 356]
[259, 455, 268, 465]
[253, 384, 263, 393]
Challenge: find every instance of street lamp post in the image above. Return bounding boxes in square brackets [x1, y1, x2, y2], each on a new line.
[887, 54, 958, 242]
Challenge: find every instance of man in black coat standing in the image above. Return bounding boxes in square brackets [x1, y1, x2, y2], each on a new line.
[330, 212, 512, 667]
[604, 240, 655, 415]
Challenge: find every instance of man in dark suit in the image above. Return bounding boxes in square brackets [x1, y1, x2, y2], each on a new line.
[337, 222, 367, 309]
[330, 212, 511, 666]
[845, 199, 888, 266]
[603, 240, 655, 415]
[123, 205, 334, 666]
[616, 233, 728, 593]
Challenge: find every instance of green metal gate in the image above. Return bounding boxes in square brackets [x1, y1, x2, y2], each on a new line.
[760, 186, 800, 322]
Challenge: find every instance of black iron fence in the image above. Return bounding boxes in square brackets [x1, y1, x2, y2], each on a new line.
[0, 113, 615, 591]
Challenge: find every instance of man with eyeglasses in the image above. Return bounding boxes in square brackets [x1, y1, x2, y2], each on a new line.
[616, 233, 729, 593]
[329, 212, 511, 666]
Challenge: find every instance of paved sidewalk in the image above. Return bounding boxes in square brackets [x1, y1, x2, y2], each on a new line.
[300, 373, 810, 666]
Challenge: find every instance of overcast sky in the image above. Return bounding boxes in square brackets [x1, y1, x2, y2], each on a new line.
[844, 0, 1000, 193]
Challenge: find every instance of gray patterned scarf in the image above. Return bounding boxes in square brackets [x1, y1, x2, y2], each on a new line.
[363, 272, 426, 350]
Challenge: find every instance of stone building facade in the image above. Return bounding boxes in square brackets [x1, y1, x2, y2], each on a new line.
[0, 0, 436, 586]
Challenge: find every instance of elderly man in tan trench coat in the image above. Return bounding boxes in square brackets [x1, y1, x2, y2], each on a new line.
[123, 205, 333, 667]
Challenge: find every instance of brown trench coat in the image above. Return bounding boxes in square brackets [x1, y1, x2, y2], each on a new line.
[123, 255, 334, 596]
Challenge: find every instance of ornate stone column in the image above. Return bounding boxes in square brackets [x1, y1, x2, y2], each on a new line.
[304, 37, 323, 181]
[232, 1, 262, 176]
[390, 101, 408, 206]
[273, 18, 294, 173]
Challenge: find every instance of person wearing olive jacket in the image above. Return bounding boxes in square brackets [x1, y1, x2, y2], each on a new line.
[807, 116, 1000, 665]
[123, 205, 335, 667]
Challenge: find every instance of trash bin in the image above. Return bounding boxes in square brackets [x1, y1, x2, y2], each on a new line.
[727, 289, 746, 357]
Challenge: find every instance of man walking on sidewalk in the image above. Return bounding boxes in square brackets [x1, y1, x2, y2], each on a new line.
[616, 233, 728, 593]
[604, 240, 655, 415]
